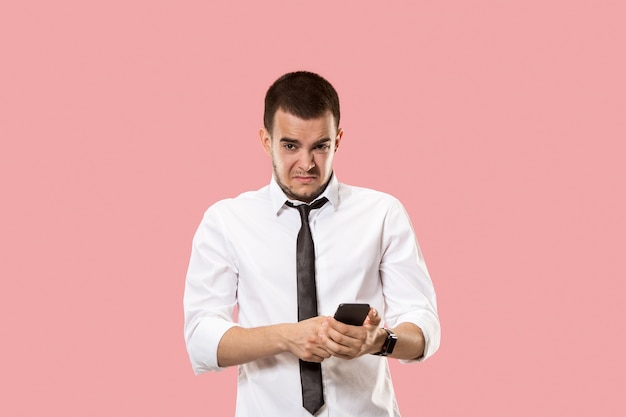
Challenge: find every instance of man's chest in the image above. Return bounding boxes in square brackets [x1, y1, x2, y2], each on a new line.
[223, 208, 386, 322]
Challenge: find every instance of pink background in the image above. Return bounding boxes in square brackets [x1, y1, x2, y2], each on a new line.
[1, 1, 624, 416]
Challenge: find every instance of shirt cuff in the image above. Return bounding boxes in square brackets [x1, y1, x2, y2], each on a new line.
[395, 311, 441, 364]
[186, 317, 239, 374]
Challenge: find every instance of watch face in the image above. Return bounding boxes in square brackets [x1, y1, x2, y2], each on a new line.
[373, 329, 398, 356]
[386, 333, 398, 355]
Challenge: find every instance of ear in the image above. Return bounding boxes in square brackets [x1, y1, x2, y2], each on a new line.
[259, 127, 272, 155]
[334, 128, 344, 152]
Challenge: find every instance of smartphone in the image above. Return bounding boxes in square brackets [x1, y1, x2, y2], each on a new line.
[333, 303, 370, 326]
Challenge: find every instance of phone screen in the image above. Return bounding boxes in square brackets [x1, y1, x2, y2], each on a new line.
[333, 303, 370, 326]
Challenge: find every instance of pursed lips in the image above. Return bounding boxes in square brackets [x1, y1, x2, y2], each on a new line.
[293, 174, 317, 183]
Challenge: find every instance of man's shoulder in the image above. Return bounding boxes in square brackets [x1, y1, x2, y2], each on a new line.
[208, 185, 271, 211]
[337, 182, 400, 206]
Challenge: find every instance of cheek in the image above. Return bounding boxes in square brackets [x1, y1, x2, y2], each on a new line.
[317, 153, 333, 169]
[272, 151, 294, 173]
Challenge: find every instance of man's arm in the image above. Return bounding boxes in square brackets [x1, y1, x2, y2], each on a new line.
[320, 308, 425, 360]
[320, 198, 440, 362]
[185, 204, 335, 372]
[184, 204, 241, 374]
[378, 198, 440, 361]
[216, 317, 331, 367]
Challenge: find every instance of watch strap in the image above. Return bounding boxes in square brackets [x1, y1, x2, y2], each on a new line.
[373, 328, 397, 356]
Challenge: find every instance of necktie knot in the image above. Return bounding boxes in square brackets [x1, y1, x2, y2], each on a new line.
[286, 197, 328, 222]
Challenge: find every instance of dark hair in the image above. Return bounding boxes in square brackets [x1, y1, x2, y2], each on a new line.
[263, 71, 340, 133]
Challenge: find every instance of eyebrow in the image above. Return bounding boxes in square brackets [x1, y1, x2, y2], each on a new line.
[279, 137, 332, 146]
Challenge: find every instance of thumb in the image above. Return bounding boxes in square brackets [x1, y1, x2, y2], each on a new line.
[364, 308, 382, 326]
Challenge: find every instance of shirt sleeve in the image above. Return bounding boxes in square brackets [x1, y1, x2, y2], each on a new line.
[183, 203, 239, 374]
[379, 198, 441, 362]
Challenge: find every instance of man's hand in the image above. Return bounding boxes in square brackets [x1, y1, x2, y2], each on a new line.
[283, 316, 333, 363]
[319, 308, 385, 360]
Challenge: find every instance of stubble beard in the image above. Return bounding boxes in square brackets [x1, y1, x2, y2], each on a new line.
[272, 160, 329, 203]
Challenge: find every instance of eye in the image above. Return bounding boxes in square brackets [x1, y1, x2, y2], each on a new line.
[314, 144, 330, 151]
[283, 143, 296, 150]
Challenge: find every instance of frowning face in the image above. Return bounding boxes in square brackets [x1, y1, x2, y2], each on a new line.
[260, 109, 342, 203]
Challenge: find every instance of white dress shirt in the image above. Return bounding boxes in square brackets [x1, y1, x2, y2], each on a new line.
[184, 174, 440, 417]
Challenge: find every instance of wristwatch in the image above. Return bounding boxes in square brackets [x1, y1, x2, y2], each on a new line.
[373, 328, 398, 356]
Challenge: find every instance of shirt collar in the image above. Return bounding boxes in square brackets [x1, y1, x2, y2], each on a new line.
[269, 173, 339, 215]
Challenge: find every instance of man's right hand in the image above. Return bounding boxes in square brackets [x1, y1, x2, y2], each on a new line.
[282, 316, 332, 362]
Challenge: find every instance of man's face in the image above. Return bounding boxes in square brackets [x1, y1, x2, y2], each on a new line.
[260, 109, 342, 203]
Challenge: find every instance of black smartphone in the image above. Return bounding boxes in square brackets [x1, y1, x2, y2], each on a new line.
[333, 303, 370, 326]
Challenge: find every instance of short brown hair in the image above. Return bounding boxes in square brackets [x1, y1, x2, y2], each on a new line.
[263, 71, 340, 134]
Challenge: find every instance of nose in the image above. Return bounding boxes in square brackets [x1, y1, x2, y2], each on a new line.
[297, 150, 315, 171]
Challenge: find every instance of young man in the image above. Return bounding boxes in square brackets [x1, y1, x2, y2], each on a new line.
[184, 71, 440, 416]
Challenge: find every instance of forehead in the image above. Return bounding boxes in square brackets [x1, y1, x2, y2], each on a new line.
[272, 109, 336, 139]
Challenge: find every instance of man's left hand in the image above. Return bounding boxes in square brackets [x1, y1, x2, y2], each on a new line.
[319, 308, 385, 360]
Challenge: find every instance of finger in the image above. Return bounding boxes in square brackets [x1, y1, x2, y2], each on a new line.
[313, 345, 332, 359]
[302, 347, 331, 362]
[363, 308, 381, 326]
[325, 325, 361, 348]
[325, 342, 358, 360]
[302, 355, 324, 363]
[320, 328, 361, 358]
[326, 317, 363, 338]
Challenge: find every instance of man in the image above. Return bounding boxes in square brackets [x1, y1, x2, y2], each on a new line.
[184, 71, 440, 416]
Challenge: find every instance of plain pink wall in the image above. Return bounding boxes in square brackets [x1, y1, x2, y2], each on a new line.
[1, 1, 624, 416]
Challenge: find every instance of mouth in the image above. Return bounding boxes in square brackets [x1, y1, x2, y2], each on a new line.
[293, 175, 317, 184]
